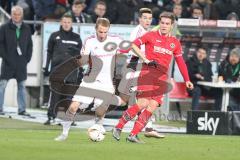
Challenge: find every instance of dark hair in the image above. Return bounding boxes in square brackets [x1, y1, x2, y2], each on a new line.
[197, 47, 207, 55]
[173, 3, 182, 9]
[159, 11, 175, 24]
[73, 0, 85, 5]
[139, 8, 152, 17]
[191, 5, 203, 13]
[95, 1, 106, 8]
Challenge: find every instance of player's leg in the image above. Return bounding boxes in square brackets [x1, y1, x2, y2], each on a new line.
[119, 93, 130, 105]
[112, 98, 149, 141]
[54, 100, 80, 141]
[127, 99, 159, 143]
[93, 105, 109, 134]
[144, 112, 165, 138]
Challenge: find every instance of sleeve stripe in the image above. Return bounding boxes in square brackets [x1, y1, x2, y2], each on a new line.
[174, 54, 182, 58]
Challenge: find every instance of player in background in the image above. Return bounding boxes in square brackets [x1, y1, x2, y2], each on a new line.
[113, 12, 193, 143]
[118, 8, 164, 138]
[54, 18, 126, 141]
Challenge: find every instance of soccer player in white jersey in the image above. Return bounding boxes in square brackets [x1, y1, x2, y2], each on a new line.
[54, 18, 125, 141]
[118, 8, 164, 138]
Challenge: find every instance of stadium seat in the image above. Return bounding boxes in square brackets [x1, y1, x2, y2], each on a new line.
[169, 79, 214, 117]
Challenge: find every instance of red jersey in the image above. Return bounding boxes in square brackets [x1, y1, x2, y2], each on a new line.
[133, 30, 182, 67]
[133, 30, 189, 82]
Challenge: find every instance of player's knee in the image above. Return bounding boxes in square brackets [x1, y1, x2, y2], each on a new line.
[119, 93, 130, 104]
[147, 100, 159, 112]
[137, 98, 150, 109]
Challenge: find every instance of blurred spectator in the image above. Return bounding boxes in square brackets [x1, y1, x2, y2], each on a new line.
[0, 0, 17, 13]
[67, 0, 92, 23]
[218, 48, 240, 111]
[218, 48, 240, 83]
[91, 0, 106, 23]
[186, 47, 222, 110]
[173, 3, 183, 19]
[84, 0, 98, 14]
[32, 0, 57, 20]
[165, 0, 182, 10]
[115, 0, 143, 24]
[191, 0, 214, 19]
[0, 6, 32, 115]
[212, 0, 240, 20]
[43, 13, 82, 125]
[191, 5, 203, 19]
[226, 12, 239, 20]
[17, 0, 34, 21]
[54, 0, 70, 18]
[104, 0, 120, 24]
[104, 0, 143, 25]
[165, 0, 191, 18]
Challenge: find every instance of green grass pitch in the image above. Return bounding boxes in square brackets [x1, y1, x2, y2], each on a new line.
[0, 117, 239, 160]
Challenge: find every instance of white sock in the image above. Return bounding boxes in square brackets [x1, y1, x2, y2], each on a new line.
[62, 121, 72, 136]
[95, 117, 104, 125]
[145, 119, 153, 129]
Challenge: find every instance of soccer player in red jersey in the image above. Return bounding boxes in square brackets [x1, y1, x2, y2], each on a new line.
[113, 12, 194, 143]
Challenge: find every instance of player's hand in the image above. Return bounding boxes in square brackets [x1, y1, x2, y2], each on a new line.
[186, 81, 194, 90]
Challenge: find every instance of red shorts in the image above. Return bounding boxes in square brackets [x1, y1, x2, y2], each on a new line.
[137, 65, 169, 104]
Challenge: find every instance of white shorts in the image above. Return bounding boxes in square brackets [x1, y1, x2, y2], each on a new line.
[72, 80, 115, 109]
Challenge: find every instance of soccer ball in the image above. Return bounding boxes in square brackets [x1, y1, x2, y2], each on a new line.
[87, 124, 105, 142]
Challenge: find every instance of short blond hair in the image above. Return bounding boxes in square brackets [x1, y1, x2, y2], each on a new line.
[95, 18, 110, 28]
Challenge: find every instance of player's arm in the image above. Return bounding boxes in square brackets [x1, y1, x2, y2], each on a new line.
[79, 50, 89, 65]
[78, 40, 90, 66]
[131, 33, 152, 63]
[132, 42, 157, 67]
[174, 40, 193, 90]
[131, 43, 148, 63]
[175, 56, 193, 89]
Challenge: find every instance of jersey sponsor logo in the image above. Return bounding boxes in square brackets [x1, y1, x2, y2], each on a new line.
[154, 46, 173, 55]
[156, 40, 162, 43]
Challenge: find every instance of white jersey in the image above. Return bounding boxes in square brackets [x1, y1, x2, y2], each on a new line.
[72, 34, 123, 106]
[118, 25, 148, 96]
[129, 25, 148, 54]
[81, 34, 123, 89]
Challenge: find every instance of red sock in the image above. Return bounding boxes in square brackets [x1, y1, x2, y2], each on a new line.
[115, 104, 140, 129]
[131, 109, 152, 136]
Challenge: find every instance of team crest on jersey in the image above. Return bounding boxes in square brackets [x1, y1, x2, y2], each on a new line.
[170, 43, 175, 49]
